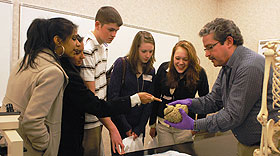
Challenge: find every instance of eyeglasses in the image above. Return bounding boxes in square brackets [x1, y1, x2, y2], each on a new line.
[204, 41, 219, 51]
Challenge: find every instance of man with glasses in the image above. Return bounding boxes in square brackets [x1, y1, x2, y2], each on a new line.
[164, 18, 280, 156]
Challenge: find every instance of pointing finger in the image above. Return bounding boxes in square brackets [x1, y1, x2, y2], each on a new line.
[152, 97, 162, 102]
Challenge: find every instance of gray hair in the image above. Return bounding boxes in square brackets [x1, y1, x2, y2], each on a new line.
[199, 18, 243, 46]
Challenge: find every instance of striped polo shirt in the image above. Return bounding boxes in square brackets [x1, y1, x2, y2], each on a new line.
[80, 31, 108, 129]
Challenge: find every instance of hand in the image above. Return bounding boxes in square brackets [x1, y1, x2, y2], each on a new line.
[131, 132, 138, 140]
[168, 98, 192, 107]
[191, 130, 198, 136]
[138, 92, 162, 104]
[149, 127, 157, 138]
[164, 109, 194, 130]
[126, 129, 132, 137]
[110, 129, 125, 155]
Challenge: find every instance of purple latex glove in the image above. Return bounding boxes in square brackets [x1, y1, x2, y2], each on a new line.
[168, 98, 192, 107]
[164, 109, 194, 130]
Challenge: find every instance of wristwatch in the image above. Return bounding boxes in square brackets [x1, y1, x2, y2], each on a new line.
[193, 121, 200, 132]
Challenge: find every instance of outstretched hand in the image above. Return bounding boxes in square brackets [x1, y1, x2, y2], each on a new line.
[131, 132, 138, 140]
[164, 108, 194, 130]
[110, 128, 125, 155]
[168, 98, 192, 107]
[138, 92, 162, 104]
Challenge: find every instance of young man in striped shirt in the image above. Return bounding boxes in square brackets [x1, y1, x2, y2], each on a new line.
[80, 6, 123, 156]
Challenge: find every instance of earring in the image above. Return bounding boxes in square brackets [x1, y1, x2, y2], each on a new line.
[60, 46, 65, 56]
[55, 45, 65, 57]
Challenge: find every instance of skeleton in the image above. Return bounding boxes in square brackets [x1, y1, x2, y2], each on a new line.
[254, 41, 280, 156]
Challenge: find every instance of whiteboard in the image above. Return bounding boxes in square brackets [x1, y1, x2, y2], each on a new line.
[108, 25, 179, 70]
[20, 5, 179, 70]
[0, 1, 12, 106]
[20, 6, 94, 58]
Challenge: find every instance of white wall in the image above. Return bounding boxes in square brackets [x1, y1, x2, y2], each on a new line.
[0, 1, 12, 105]
[19, 5, 179, 70]
[6, 0, 280, 104]
[218, 0, 280, 52]
[13, 0, 219, 87]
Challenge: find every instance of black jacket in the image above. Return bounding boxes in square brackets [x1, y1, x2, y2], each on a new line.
[149, 61, 209, 126]
[58, 57, 132, 156]
[107, 57, 155, 139]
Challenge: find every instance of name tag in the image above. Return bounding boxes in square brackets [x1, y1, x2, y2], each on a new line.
[162, 95, 172, 100]
[143, 74, 153, 82]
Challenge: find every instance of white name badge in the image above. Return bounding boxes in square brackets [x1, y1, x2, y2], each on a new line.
[143, 74, 153, 82]
[162, 95, 172, 100]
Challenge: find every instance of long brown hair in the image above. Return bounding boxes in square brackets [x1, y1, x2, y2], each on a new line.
[167, 40, 201, 90]
[126, 31, 155, 74]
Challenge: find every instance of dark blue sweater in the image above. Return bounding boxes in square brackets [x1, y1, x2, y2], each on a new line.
[107, 57, 155, 139]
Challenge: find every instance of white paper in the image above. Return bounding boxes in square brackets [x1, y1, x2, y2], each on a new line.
[145, 150, 191, 156]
